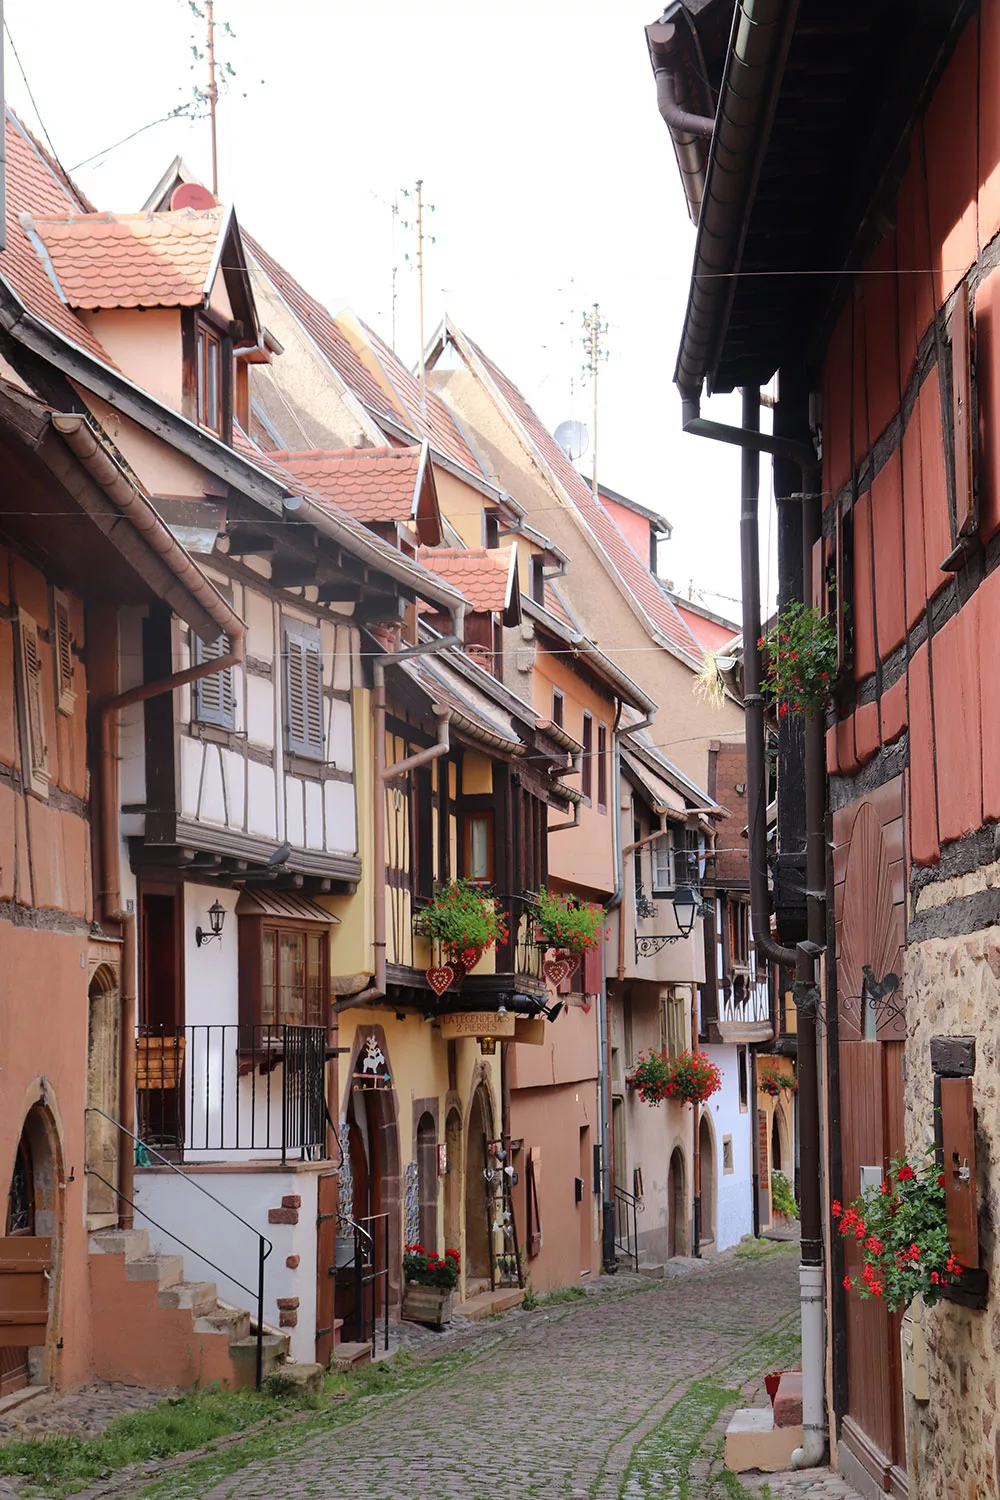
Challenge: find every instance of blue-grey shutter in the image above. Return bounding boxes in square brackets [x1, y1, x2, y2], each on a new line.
[193, 632, 235, 728]
[284, 624, 324, 760]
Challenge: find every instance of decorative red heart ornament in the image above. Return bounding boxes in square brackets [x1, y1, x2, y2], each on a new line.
[426, 965, 456, 997]
[543, 957, 574, 988]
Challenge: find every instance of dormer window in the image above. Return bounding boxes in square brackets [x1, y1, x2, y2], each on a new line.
[197, 322, 224, 434]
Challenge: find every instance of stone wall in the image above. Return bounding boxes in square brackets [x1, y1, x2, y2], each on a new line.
[902, 922, 1000, 1498]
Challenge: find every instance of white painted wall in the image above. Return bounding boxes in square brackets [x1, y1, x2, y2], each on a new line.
[702, 1043, 753, 1251]
[134, 1166, 321, 1363]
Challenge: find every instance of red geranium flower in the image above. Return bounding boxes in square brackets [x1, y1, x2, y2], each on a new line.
[896, 1165, 915, 1182]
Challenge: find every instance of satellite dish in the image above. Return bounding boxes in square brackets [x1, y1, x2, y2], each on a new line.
[170, 183, 217, 212]
[554, 419, 589, 461]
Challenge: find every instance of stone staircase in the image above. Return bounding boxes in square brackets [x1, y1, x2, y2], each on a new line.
[89, 1228, 322, 1391]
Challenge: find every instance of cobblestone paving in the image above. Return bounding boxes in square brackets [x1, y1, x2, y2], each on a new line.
[170, 1243, 856, 1500]
[0, 1382, 163, 1439]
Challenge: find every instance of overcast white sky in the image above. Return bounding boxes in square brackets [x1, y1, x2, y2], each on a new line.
[3, 0, 777, 621]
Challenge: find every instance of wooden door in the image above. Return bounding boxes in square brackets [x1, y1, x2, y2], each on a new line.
[139, 888, 184, 1151]
[315, 1170, 338, 1368]
[85, 969, 120, 1227]
[0, 1139, 50, 1394]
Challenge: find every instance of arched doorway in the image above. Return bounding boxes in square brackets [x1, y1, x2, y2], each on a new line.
[699, 1113, 716, 1251]
[443, 1107, 463, 1255]
[667, 1147, 685, 1259]
[1, 1103, 60, 1393]
[337, 1029, 402, 1338]
[86, 964, 121, 1229]
[464, 1083, 493, 1283]
[416, 1112, 438, 1251]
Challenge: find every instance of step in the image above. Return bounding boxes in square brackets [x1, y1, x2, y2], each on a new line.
[637, 1263, 665, 1280]
[88, 1228, 151, 1259]
[230, 1332, 289, 1381]
[158, 1281, 218, 1316]
[724, 1407, 803, 1474]
[455, 1287, 525, 1321]
[333, 1340, 373, 1369]
[272, 1362, 324, 1395]
[194, 1305, 251, 1344]
[125, 1254, 184, 1288]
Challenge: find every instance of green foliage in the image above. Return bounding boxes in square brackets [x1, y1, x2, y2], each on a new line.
[521, 1282, 539, 1311]
[403, 1243, 461, 1289]
[535, 888, 604, 954]
[542, 1283, 588, 1304]
[835, 1146, 960, 1310]
[414, 879, 508, 964]
[757, 1066, 797, 1099]
[770, 1170, 798, 1220]
[760, 601, 838, 718]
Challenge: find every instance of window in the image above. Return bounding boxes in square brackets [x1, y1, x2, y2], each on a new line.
[531, 554, 545, 604]
[737, 1046, 748, 1112]
[463, 811, 494, 882]
[197, 324, 223, 434]
[730, 901, 751, 967]
[261, 927, 326, 1027]
[193, 631, 235, 729]
[662, 990, 687, 1057]
[652, 832, 671, 893]
[723, 1135, 734, 1174]
[16, 610, 49, 797]
[597, 723, 608, 813]
[552, 688, 564, 728]
[484, 512, 501, 549]
[284, 623, 324, 760]
[581, 712, 593, 801]
[53, 591, 75, 715]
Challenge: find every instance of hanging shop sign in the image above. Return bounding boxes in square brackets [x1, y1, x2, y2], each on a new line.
[439, 1011, 516, 1041]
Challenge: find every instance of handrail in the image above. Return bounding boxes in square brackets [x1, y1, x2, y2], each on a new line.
[613, 1183, 645, 1272]
[338, 1211, 389, 1359]
[86, 1107, 272, 1389]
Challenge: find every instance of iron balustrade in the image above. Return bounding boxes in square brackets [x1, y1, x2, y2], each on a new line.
[337, 1211, 389, 1360]
[85, 1107, 272, 1390]
[136, 1024, 327, 1164]
[613, 1184, 644, 1271]
[720, 971, 770, 1027]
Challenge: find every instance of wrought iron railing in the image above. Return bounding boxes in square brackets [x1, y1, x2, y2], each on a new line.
[136, 1024, 327, 1164]
[85, 1107, 272, 1389]
[720, 970, 770, 1027]
[613, 1184, 644, 1271]
[336, 1211, 389, 1359]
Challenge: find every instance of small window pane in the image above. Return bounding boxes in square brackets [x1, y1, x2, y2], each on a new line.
[468, 815, 490, 880]
[652, 835, 671, 891]
[306, 934, 324, 1028]
[262, 930, 276, 1026]
[278, 931, 305, 1025]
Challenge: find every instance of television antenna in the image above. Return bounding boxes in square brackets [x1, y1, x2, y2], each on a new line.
[582, 303, 608, 501]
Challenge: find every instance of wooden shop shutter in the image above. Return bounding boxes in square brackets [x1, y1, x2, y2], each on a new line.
[17, 611, 49, 796]
[193, 631, 235, 729]
[526, 1147, 542, 1257]
[53, 592, 75, 715]
[284, 623, 324, 760]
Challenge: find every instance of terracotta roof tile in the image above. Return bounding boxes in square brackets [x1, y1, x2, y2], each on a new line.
[454, 332, 706, 664]
[267, 445, 422, 525]
[416, 546, 513, 613]
[24, 208, 223, 309]
[1, 113, 111, 362]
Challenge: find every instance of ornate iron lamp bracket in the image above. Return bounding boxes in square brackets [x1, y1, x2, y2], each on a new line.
[635, 933, 683, 962]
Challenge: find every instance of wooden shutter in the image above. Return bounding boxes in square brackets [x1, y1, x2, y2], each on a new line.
[193, 632, 235, 728]
[17, 612, 49, 796]
[526, 1148, 542, 1257]
[284, 624, 324, 760]
[53, 592, 75, 715]
[952, 280, 976, 539]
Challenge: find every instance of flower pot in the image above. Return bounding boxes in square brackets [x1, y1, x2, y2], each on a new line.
[764, 1371, 782, 1407]
[402, 1281, 454, 1328]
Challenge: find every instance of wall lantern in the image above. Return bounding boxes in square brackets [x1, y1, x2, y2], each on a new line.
[196, 900, 227, 948]
[635, 886, 701, 962]
[480, 1035, 497, 1056]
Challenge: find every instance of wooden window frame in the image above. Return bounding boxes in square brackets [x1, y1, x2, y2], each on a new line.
[651, 831, 671, 894]
[530, 554, 545, 604]
[581, 712, 593, 803]
[15, 610, 49, 799]
[239, 916, 328, 1030]
[193, 631, 236, 729]
[551, 687, 564, 729]
[283, 620, 325, 762]
[184, 311, 233, 442]
[462, 810, 495, 884]
[597, 721, 608, 813]
[730, 900, 751, 969]
[483, 512, 501, 550]
[52, 591, 75, 716]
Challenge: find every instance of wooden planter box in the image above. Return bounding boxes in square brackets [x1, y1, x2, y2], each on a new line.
[136, 1036, 186, 1091]
[401, 1282, 454, 1328]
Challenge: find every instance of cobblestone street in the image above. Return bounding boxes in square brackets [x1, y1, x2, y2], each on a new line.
[134, 1243, 856, 1500]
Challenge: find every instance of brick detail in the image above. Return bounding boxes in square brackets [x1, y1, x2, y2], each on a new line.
[268, 1206, 298, 1225]
[286, 1254, 301, 1270]
[281, 1195, 302, 1210]
[276, 1296, 300, 1309]
[277, 1295, 299, 1329]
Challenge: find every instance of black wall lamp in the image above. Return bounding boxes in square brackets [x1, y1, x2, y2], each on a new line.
[635, 886, 701, 962]
[196, 900, 226, 948]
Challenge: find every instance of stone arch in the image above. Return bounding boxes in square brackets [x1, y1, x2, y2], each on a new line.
[772, 1101, 791, 1177]
[464, 1078, 496, 1282]
[2, 1088, 65, 1391]
[86, 964, 121, 1228]
[698, 1110, 717, 1251]
[339, 1026, 402, 1311]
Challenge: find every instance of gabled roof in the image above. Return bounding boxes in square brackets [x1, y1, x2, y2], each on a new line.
[430, 321, 706, 668]
[267, 442, 442, 545]
[22, 208, 227, 309]
[597, 481, 672, 535]
[417, 545, 521, 625]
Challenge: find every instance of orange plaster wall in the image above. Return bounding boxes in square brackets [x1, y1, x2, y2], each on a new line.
[508, 1000, 599, 1092]
[509, 1079, 601, 1292]
[533, 647, 616, 897]
[0, 925, 94, 1387]
[600, 496, 650, 564]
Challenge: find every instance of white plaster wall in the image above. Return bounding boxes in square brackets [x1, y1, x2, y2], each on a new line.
[134, 1167, 320, 1363]
[702, 1043, 753, 1251]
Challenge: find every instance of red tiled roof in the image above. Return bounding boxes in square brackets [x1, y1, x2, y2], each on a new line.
[1, 113, 111, 362]
[451, 330, 706, 665]
[268, 445, 423, 525]
[416, 546, 514, 612]
[244, 234, 400, 423]
[24, 208, 223, 309]
[542, 582, 577, 630]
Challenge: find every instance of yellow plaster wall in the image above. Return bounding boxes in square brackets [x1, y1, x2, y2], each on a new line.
[81, 309, 184, 412]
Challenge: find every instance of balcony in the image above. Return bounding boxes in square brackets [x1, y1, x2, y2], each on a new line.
[397, 892, 547, 1011]
[135, 1024, 328, 1164]
[715, 969, 773, 1044]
